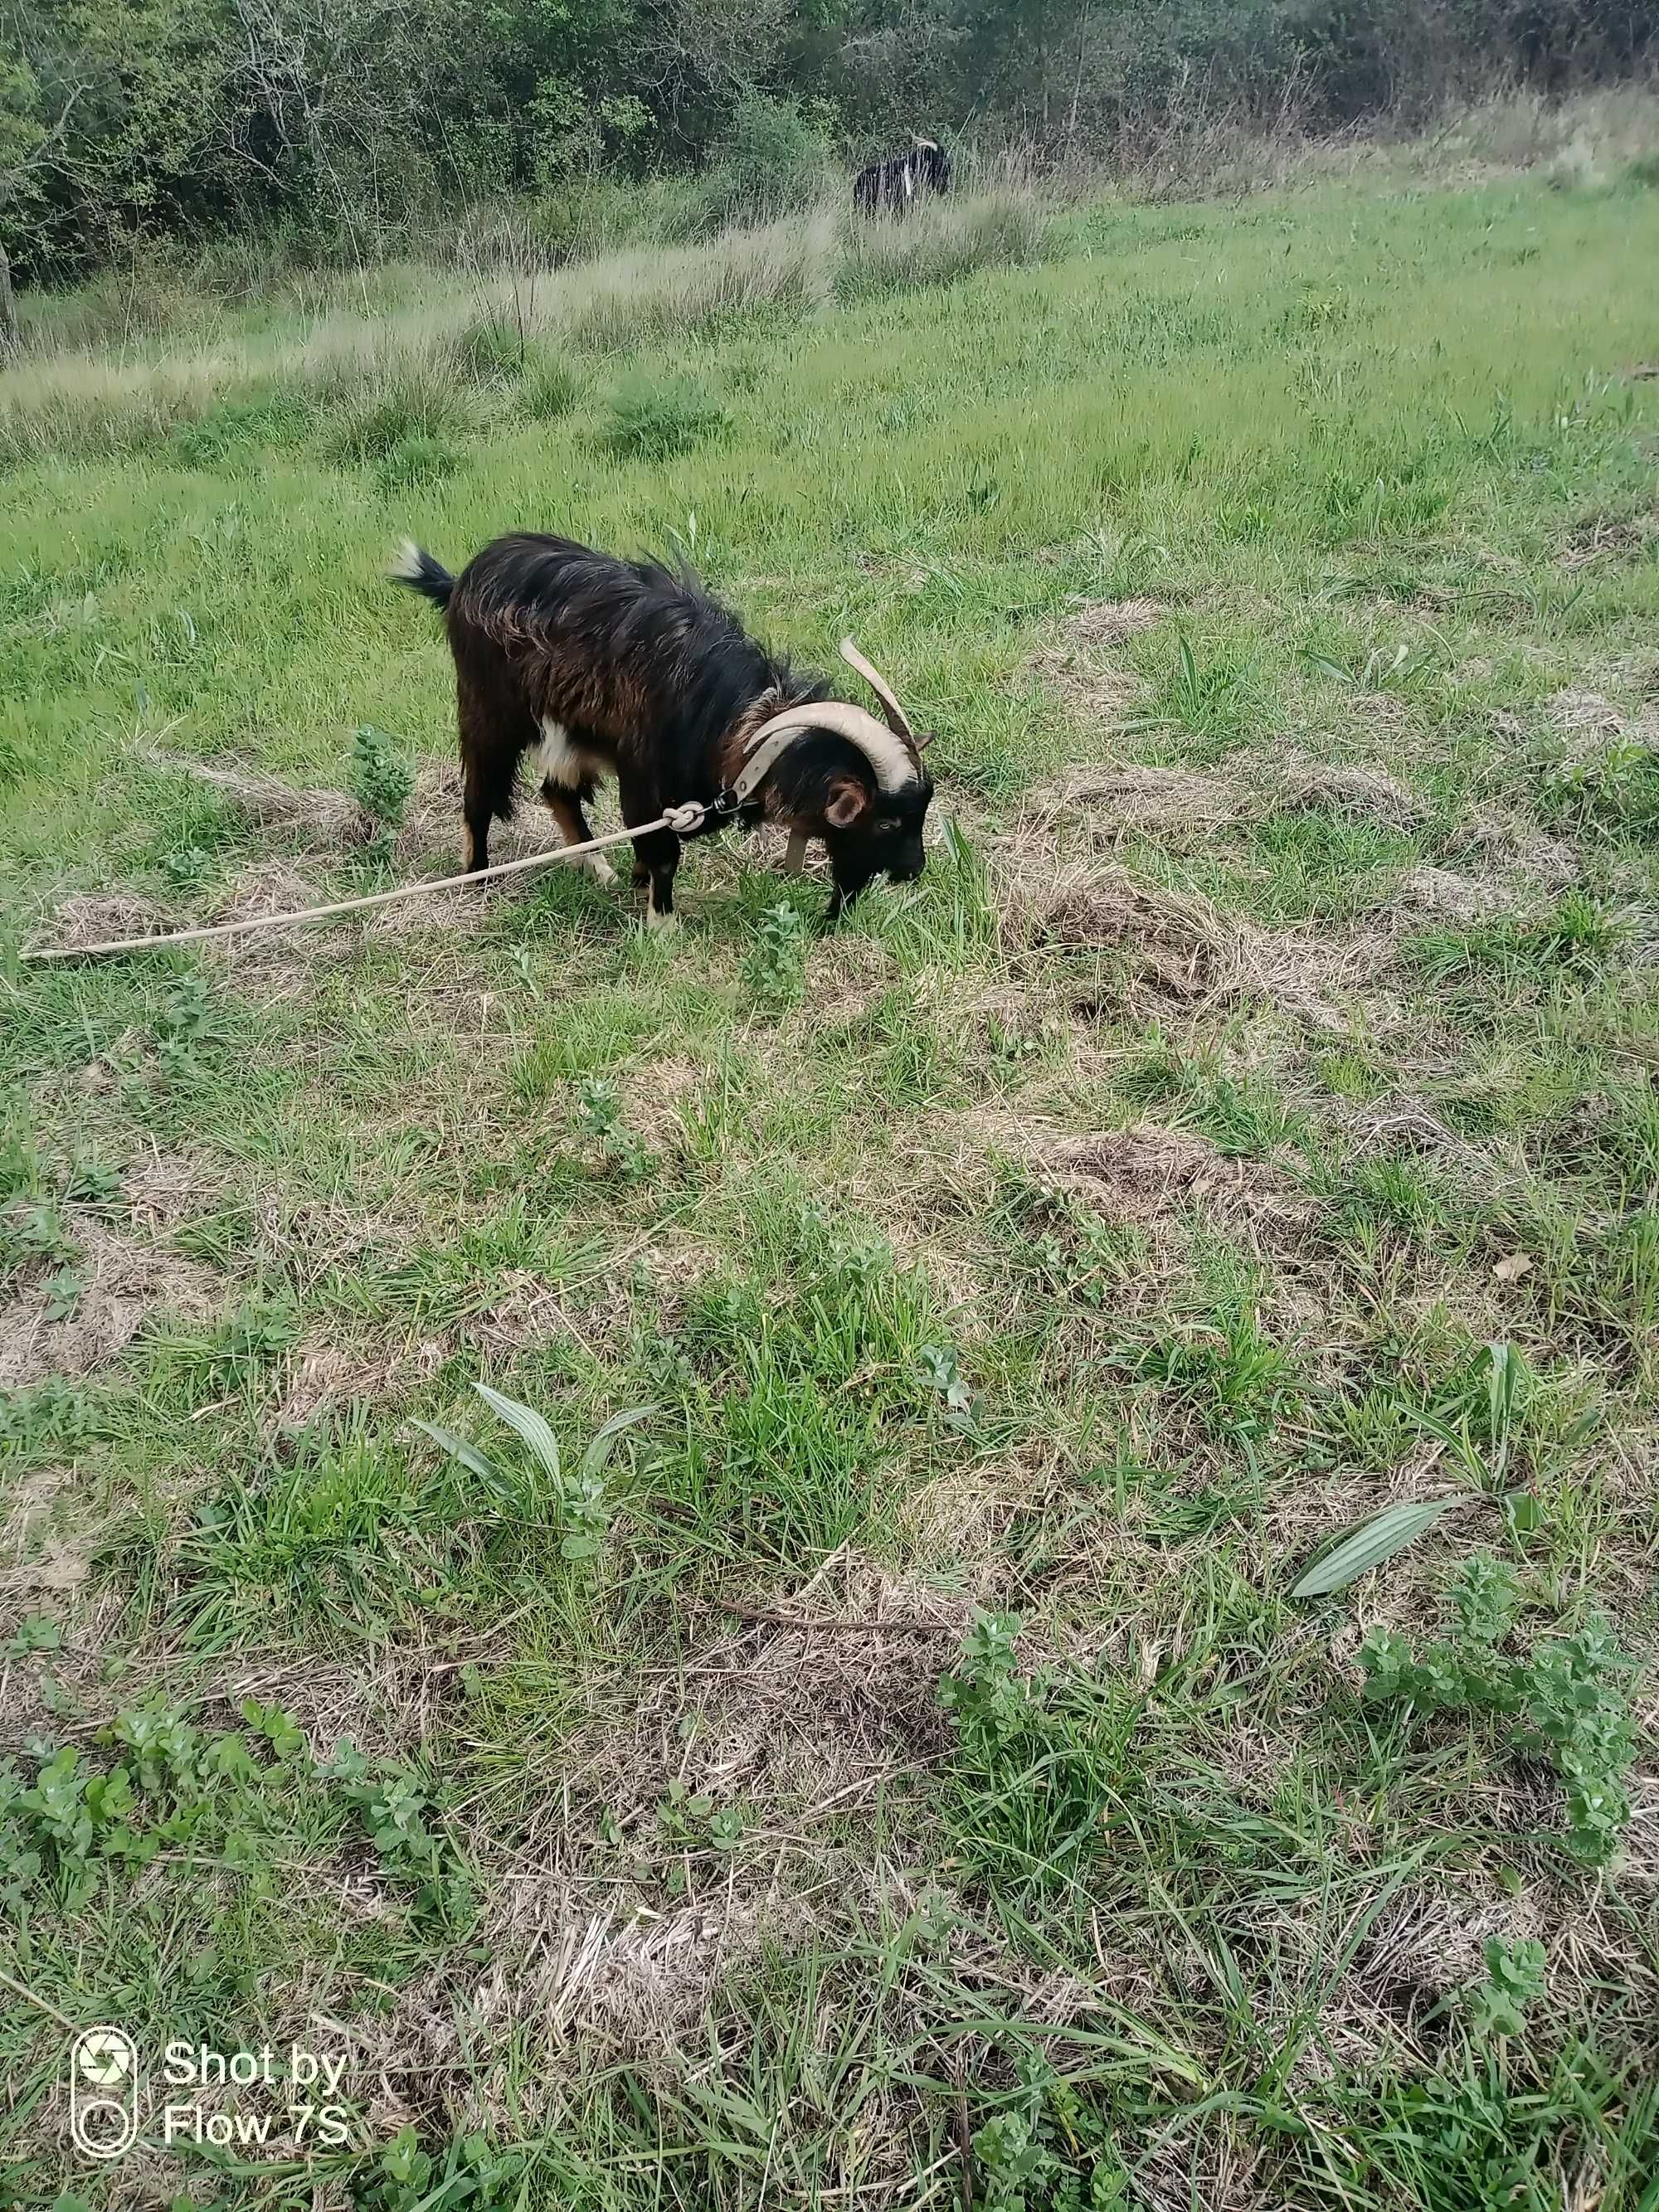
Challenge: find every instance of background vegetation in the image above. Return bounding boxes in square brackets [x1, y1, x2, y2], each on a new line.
[0, 0, 1656, 284]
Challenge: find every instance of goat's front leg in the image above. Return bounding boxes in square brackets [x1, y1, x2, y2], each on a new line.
[623, 789, 682, 930]
[542, 785, 617, 887]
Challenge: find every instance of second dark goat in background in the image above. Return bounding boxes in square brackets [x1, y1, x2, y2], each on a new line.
[854, 136, 951, 216]
[393, 533, 934, 925]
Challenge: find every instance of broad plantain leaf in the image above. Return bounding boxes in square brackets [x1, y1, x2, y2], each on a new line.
[1291, 1495, 1472, 1600]
[580, 1403, 659, 1481]
[474, 1383, 562, 1485]
[409, 1418, 519, 1504]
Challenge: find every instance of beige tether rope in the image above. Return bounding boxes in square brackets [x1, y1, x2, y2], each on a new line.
[21, 802, 716, 965]
[22, 637, 917, 965]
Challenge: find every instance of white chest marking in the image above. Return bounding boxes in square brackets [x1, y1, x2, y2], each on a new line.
[534, 717, 608, 792]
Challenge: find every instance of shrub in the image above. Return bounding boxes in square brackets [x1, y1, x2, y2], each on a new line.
[349, 725, 415, 829]
[604, 370, 729, 460]
[698, 92, 831, 232]
[1467, 1938, 1548, 2041]
[744, 900, 810, 1003]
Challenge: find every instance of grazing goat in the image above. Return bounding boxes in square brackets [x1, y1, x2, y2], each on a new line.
[392, 533, 934, 926]
[853, 135, 951, 217]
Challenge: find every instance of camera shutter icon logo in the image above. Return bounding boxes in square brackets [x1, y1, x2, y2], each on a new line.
[69, 2026, 139, 2161]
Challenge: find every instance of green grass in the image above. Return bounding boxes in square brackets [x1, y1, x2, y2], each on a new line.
[2, 139, 1658, 2211]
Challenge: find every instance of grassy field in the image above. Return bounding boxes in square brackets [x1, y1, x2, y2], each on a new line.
[2, 121, 1657, 2212]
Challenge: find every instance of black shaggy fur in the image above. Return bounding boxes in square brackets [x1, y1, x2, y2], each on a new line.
[853, 137, 951, 216]
[394, 532, 933, 923]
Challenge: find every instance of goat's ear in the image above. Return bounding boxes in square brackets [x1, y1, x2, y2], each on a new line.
[824, 777, 868, 830]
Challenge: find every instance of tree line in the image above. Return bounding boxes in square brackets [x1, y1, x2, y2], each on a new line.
[1, 0, 1652, 281]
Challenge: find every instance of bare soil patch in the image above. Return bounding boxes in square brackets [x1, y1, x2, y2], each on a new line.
[1034, 1121, 1313, 1234]
[0, 1207, 222, 1390]
[1277, 756, 1426, 831]
[1016, 762, 1239, 847]
[999, 858, 1367, 1033]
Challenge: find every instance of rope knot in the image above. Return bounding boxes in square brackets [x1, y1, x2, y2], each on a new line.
[662, 800, 708, 835]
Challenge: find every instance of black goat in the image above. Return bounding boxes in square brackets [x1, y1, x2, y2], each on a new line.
[392, 533, 934, 926]
[853, 135, 951, 217]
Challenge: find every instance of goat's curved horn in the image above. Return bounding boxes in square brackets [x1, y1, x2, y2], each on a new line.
[738, 700, 918, 798]
[839, 638, 913, 741]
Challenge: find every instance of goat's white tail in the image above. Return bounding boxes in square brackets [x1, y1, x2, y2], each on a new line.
[388, 540, 455, 609]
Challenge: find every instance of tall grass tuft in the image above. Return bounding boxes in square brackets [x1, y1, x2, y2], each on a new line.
[518, 357, 585, 423]
[834, 192, 1050, 305]
[566, 222, 827, 353]
[604, 371, 729, 460]
[455, 316, 532, 388]
[0, 356, 230, 468]
[320, 349, 475, 477]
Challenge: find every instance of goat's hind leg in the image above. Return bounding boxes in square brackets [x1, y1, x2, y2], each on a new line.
[455, 655, 528, 876]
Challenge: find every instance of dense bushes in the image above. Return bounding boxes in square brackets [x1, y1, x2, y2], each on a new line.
[0, 0, 1653, 280]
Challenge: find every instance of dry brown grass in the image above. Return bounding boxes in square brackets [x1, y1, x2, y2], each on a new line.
[1034, 1121, 1314, 1234]
[997, 855, 1370, 1034]
[141, 747, 372, 846]
[1017, 761, 1240, 846]
[1024, 600, 1163, 733]
[0, 1206, 223, 1392]
[29, 889, 176, 955]
[1277, 756, 1427, 831]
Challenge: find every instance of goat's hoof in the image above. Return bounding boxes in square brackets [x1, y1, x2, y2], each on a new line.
[645, 906, 679, 934]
